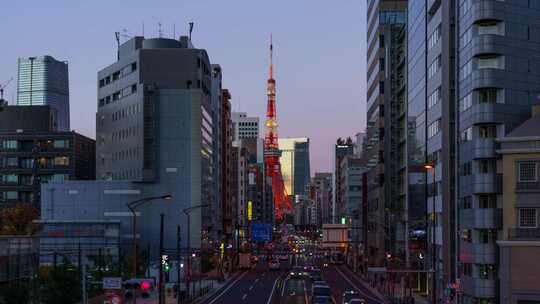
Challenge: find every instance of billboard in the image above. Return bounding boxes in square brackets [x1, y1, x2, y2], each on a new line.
[251, 223, 272, 242]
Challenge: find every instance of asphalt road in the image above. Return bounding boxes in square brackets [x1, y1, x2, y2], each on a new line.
[200, 256, 386, 304]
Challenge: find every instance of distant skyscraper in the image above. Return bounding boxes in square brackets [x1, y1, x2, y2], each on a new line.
[278, 137, 311, 197]
[232, 112, 259, 142]
[332, 138, 354, 223]
[17, 56, 70, 131]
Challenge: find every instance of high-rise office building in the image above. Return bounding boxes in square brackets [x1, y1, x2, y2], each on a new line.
[364, 0, 408, 277]
[43, 36, 218, 251]
[278, 137, 311, 197]
[312, 172, 333, 225]
[405, 1, 540, 302]
[232, 112, 259, 142]
[17, 56, 70, 131]
[333, 138, 355, 224]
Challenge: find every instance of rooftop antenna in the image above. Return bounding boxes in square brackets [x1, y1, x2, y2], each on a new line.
[189, 22, 194, 41]
[173, 23, 176, 39]
[142, 21, 145, 36]
[158, 22, 163, 38]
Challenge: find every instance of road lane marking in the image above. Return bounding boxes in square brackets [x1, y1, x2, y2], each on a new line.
[335, 267, 383, 304]
[249, 285, 254, 291]
[281, 277, 289, 298]
[208, 270, 248, 304]
[266, 275, 281, 304]
[255, 278, 260, 283]
[302, 279, 308, 304]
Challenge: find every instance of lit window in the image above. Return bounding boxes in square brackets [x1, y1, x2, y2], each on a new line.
[475, 54, 505, 70]
[519, 208, 537, 228]
[476, 20, 504, 36]
[519, 162, 537, 182]
[428, 56, 441, 78]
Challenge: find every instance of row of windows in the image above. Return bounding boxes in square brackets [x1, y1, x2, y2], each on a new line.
[428, 87, 441, 109]
[239, 122, 257, 127]
[460, 124, 497, 142]
[0, 156, 70, 168]
[99, 62, 137, 88]
[99, 84, 138, 107]
[110, 125, 140, 144]
[111, 169, 141, 180]
[460, 55, 505, 80]
[461, 159, 496, 176]
[428, 56, 441, 79]
[427, 119, 441, 138]
[112, 147, 141, 161]
[462, 194, 497, 209]
[112, 103, 141, 121]
[428, 24, 441, 50]
[461, 263, 498, 280]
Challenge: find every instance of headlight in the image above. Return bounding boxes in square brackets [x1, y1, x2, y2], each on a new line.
[290, 272, 295, 275]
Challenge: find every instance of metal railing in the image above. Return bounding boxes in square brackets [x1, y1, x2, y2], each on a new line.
[508, 228, 540, 240]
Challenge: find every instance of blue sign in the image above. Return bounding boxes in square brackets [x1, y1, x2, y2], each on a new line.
[251, 223, 273, 242]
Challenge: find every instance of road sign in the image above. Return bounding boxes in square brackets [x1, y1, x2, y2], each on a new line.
[251, 223, 272, 242]
[103, 277, 122, 290]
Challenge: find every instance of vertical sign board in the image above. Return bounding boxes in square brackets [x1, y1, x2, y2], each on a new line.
[247, 201, 253, 221]
[251, 223, 273, 242]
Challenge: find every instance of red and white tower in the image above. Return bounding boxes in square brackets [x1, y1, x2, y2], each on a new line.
[264, 35, 292, 221]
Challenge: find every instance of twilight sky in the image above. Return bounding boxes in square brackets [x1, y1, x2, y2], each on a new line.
[0, 0, 367, 173]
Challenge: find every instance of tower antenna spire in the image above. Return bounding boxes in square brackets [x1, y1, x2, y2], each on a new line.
[269, 34, 273, 79]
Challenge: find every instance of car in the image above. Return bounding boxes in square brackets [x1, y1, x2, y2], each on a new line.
[323, 262, 329, 268]
[348, 300, 366, 304]
[289, 266, 307, 279]
[268, 260, 280, 271]
[342, 290, 363, 304]
[311, 284, 332, 298]
[313, 295, 333, 304]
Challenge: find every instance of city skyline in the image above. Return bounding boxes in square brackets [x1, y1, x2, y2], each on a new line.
[0, 0, 367, 173]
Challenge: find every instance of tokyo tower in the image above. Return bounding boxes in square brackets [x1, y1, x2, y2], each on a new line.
[264, 35, 292, 221]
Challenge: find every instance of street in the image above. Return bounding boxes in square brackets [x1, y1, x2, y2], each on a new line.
[200, 256, 385, 304]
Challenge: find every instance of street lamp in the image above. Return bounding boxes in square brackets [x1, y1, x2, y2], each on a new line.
[182, 204, 210, 299]
[126, 195, 172, 278]
[424, 163, 437, 303]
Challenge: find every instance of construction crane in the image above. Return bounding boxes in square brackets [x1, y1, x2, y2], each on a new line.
[0, 77, 13, 100]
[0, 77, 13, 109]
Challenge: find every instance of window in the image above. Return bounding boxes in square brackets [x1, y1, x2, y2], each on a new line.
[462, 162, 472, 176]
[460, 27, 472, 47]
[463, 196, 472, 209]
[2, 140, 17, 149]
[428, 24, 442, 50]
[112, 71, 120, 81]
[475, 54, 505, 70]
[53, 140, 69, 149]
[6, 191, 18, 200]
[379, 81, 385, 94]
[461, 127, 473, 141]
[131, 62, 137, 72]
[428, 56, 441, 78]
[460, 60, 472, 79]
[476, 20, 504, 36]
[519, 208, 537, 228]
[461, 93, 472, 111]
[379, 34, 385, 48]
[112, 92, 120, 101]
[53, 156, 69, 166]
[379, 58, 385, 71]
[6, 157, 17, 167]
[131, 84, 137, 94]
[479, 195, 496, 208]
[462, 263, 472, 276]
[99, 79, 105, 88]
[476, 88, 503, 104]
[479, 159, 496, 173]
[428, 119, 441, 138]
[462, 229, 472, 243]
[478, 125, 497, 138]
[479, 229, 497, 243]
[519, 162, 537, 182]
[428, 87, 441, 109]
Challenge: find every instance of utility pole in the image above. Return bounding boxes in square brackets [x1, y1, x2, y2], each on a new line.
[177, 225, 182, 304]
[159, 214, 165, 304]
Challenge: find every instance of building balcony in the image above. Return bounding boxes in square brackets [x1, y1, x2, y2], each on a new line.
[508, 228, 540, 240]
[460, 208, 502, 229]
[516, 181, 540, 192]
[461, 276, 497, 299]
[460, 242, 497, 264]
[471, 138, 497, 159]
[460, 173, 502, 195]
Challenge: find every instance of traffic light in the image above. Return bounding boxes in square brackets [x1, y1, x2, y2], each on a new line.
[162, 254, 170, 273]
[124, 279, 153, 300]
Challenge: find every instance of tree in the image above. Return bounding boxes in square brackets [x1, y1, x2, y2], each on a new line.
[0, 203, 40, 235]
[39, 262, 81, 304]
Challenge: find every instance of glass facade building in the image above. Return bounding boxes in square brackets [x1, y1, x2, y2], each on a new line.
[17, 56, 70, 131]
[278, 138, 311, 197]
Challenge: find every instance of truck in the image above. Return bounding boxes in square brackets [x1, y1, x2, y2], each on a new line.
[239, 253, 252, 270]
